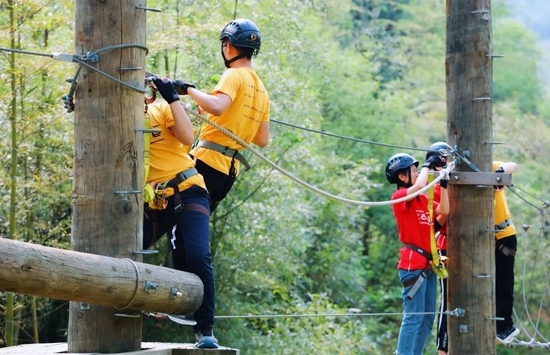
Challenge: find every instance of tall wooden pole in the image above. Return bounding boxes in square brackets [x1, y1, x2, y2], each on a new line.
[70, 1, 146, 352]
[446, 0, 495, 354]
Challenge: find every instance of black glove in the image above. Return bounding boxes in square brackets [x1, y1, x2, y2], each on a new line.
[422, 155, 444, 170]
[440, 178, 448, 189]
[172, 80, 196, 95]
[152, 77, 179, 104]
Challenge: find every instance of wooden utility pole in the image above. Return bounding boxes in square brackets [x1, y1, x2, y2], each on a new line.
[446, 0, 495, 354]
[70, 1, 146, 352]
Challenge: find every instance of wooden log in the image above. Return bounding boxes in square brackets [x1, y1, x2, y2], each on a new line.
[0, 238, 203, 315]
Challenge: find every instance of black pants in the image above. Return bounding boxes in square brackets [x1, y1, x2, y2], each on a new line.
[495, 234, 517, 333]
[195, 159, 237, 212]
[436, 250, 448, 352]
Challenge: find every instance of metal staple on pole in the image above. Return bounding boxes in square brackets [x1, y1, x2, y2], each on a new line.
[114, 258, 140, 311]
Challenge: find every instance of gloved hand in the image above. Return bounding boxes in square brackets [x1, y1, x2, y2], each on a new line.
[172, 80, 196, 95]
[422, 155, 445, 170]
[440, 177, 448, 189]
[152, 77, 180, 104]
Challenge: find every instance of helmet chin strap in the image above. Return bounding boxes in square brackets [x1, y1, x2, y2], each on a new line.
[223, 53, 246, 68]
[221, 44, 246, 68]
[397, 166, 413, 188]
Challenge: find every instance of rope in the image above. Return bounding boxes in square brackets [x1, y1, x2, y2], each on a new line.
[185, 106, 455, 207]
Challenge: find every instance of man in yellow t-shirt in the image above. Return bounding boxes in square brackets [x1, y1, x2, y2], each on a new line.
[493, 160, 520, 344]
[143, 77, 218, 349]
[187, 18, 270, 212]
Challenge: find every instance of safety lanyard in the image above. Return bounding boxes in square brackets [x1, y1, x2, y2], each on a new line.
[428, 172, 448, 279]
[142, 108, 155, 204]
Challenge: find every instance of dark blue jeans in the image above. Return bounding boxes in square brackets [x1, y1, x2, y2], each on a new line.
[143, 185, 214, 331]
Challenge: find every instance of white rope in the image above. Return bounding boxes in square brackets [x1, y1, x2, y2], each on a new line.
[184, 106, 455, 207]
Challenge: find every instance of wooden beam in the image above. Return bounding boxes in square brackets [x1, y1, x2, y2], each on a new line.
[446, 0, 495, 354]
[0, 238, 203, 314]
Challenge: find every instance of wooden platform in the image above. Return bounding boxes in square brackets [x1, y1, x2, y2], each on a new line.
[0, 343, 239, 354]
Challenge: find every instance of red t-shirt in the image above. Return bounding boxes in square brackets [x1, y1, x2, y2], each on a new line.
[434, 184, 447, 251]
[392, 188, 438, 270]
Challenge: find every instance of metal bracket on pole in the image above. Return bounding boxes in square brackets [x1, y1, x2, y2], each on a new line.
[447, 308, 466, 318]
[435, 171, 512, 186]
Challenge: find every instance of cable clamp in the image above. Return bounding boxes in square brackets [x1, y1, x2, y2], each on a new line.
[51, 52, 76, 62]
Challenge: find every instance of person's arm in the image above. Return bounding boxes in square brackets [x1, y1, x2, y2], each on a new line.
[152, 77, 195, 145]
[434, 184, 449, 216]
[499, 162, 518, 174]
[187, 87, 232, 116]
[406, 166, 430, 196]
[168, 102, 194, 145]
[252, 121, 269, 147]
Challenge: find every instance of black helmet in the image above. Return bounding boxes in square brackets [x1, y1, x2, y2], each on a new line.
[385, 153, 419, 184]
[220, 19, 261, 54]
[425, 141, 453, 160]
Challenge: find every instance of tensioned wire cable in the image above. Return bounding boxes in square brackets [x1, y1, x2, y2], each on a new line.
[272, 119, 428, 152]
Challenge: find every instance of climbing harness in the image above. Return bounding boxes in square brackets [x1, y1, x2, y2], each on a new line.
[495, 218, 512, 230]
[144, 167, 209, 248]
[143, 107, 155, 203]
[427, 172, 449, 279]
[148, 167, 203, 211]
[404, 270, 428, 300]
[496, 240, 516, 258]
[194, 139, 251, 173]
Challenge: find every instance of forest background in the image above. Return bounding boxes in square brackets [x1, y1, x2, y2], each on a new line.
[1, 0, 549, 354]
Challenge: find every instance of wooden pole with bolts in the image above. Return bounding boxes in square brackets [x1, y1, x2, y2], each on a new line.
[446, 0, 496, 354]
[70, 0, 147, 352]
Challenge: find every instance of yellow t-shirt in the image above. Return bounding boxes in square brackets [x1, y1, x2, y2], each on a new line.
[146, 102, 206, 191]
[493, 161, 516, 239]
[190, 67, 270, 175]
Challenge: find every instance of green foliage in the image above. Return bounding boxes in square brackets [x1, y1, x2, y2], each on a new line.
[493, 20, 544, 114]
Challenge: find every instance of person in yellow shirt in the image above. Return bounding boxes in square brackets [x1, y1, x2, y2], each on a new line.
[143, 77, 218, 349]
[493, 161, 520, 344]
[187, 18, 270, 212]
